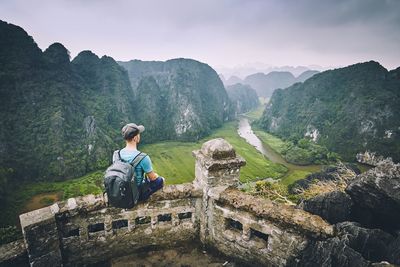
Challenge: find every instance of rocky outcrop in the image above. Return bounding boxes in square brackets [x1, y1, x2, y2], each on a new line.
[336, 222, 395, 263]
[346, 160, 400, 231]
[387, 235, 400, 265]
[300, 191, 353, 224]
[291, 158, 400, 266]
[288, 164, 358, 194]
[356, 151, 393, 167]
[291, 221, 399, 267]
[290, 236, 371, 267]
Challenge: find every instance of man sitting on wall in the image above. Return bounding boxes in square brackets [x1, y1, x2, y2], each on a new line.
[117, 123, 165, 200]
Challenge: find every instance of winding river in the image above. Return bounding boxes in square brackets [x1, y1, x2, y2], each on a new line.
[237, 117, 322, 179]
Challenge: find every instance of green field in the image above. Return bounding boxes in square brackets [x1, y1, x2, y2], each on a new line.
[253, 129, 287, 154]
[241, 103, 265, 122]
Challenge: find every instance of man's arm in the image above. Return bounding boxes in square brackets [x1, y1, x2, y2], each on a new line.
[146, 171, 159, 181]
[141, 155, 159, 181]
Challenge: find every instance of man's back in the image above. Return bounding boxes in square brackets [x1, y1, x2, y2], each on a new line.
[118, 148, 152, 186]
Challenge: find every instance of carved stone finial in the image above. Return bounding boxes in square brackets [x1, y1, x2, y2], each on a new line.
[200, 138, 236, 160]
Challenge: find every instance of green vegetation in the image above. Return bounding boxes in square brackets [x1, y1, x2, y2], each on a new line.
[119, 58, 234, 143]
[258, 61, 400, 162]
[280, 170, 313, 186]
[243, 103, 266, 122]
[253, 129, 286, 154]
[0, 226, 21, 245]
[280, 139, 340, 165]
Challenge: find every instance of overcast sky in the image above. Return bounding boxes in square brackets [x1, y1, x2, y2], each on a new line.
[1, 0, 399, 70]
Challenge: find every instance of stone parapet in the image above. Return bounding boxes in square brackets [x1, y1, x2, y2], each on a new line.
[0, 239, 27, 266]
[10, 138, 336, 267]
[217, 187, 334, 239]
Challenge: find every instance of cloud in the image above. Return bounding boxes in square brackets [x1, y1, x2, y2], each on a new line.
[0, 0, 399, 69]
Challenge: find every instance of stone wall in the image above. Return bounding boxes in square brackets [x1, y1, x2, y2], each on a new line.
[10, 138, 334, 267]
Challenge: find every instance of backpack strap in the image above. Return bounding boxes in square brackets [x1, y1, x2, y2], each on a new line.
[130, 152, 147, 168]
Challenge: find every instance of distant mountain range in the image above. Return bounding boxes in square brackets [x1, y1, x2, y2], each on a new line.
[220, 70, 320, 97]
[258, 61, 400, 162]
[216, 63, 330, 79]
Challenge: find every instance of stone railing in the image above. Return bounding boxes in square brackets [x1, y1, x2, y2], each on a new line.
[12, 138, 333, 267]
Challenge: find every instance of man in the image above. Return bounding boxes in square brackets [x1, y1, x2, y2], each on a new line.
[116, 122, 164, 200]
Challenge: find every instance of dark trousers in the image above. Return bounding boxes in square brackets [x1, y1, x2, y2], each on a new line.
[138, 177, 164, 201]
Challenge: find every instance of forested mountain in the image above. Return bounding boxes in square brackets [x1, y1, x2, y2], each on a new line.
[226, 83, 259, 115]
[0, 20, 233, 189]
[296, 70, 320, 83]
[0, 20, 137, 188]
[244, 70, 319, 97]
[118, 59, 233, 143]
[258, 61, 400, 162]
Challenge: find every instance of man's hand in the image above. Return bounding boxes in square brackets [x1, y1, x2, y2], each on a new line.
[146, 171, 159, 181]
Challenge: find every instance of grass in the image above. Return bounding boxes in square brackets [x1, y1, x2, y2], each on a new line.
[242, 103, 265, 121]
[280, 170, 313, 186]
[253, 129, 287, 154]
[0, 171, 104, 227]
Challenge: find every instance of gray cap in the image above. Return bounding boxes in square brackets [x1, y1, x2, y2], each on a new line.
[121, 123, 145, 140]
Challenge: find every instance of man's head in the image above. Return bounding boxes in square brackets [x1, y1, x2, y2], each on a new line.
[121, 123, 145, 143]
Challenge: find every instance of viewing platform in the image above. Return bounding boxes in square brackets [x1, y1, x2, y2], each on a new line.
[2, 138, 333, 267]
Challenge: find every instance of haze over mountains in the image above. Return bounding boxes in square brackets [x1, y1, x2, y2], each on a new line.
[216, 63, 329, 79]
[221, 70, 320, 97]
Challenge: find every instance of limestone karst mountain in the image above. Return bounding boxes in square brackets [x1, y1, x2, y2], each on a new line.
[225, 83, 259, 115]
[118, 59, 234, 143]
[243, 70, 319, 97]
[258, 61, 400, 162]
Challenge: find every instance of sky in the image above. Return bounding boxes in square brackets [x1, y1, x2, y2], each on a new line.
[1, 0, 400, 72]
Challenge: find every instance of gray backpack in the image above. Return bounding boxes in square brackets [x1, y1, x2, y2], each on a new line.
[104, 150, 147, 209]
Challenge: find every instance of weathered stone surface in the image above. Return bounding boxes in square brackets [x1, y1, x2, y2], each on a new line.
[217, 187, 334, 239]
[290, 237, 371, 267]
[148, 183, 202, 201]
[386, 235, 400, 265]
[346, 160, 400, 230]
[289, 164, 358, 194]
[200, 138, 236, 160]
[193, 150, 246, 172]
[356, 151, 393, 167]
[300, 191, 353, 224]
[19, 207, 62, 266]
[210, 202, 309, 266]
[336, 222, 395, 263]
[0, 239, 28, 267]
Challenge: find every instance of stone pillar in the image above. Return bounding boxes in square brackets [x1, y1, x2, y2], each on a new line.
[192, 138, 246, 244]
[19, 204, 62, 267]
